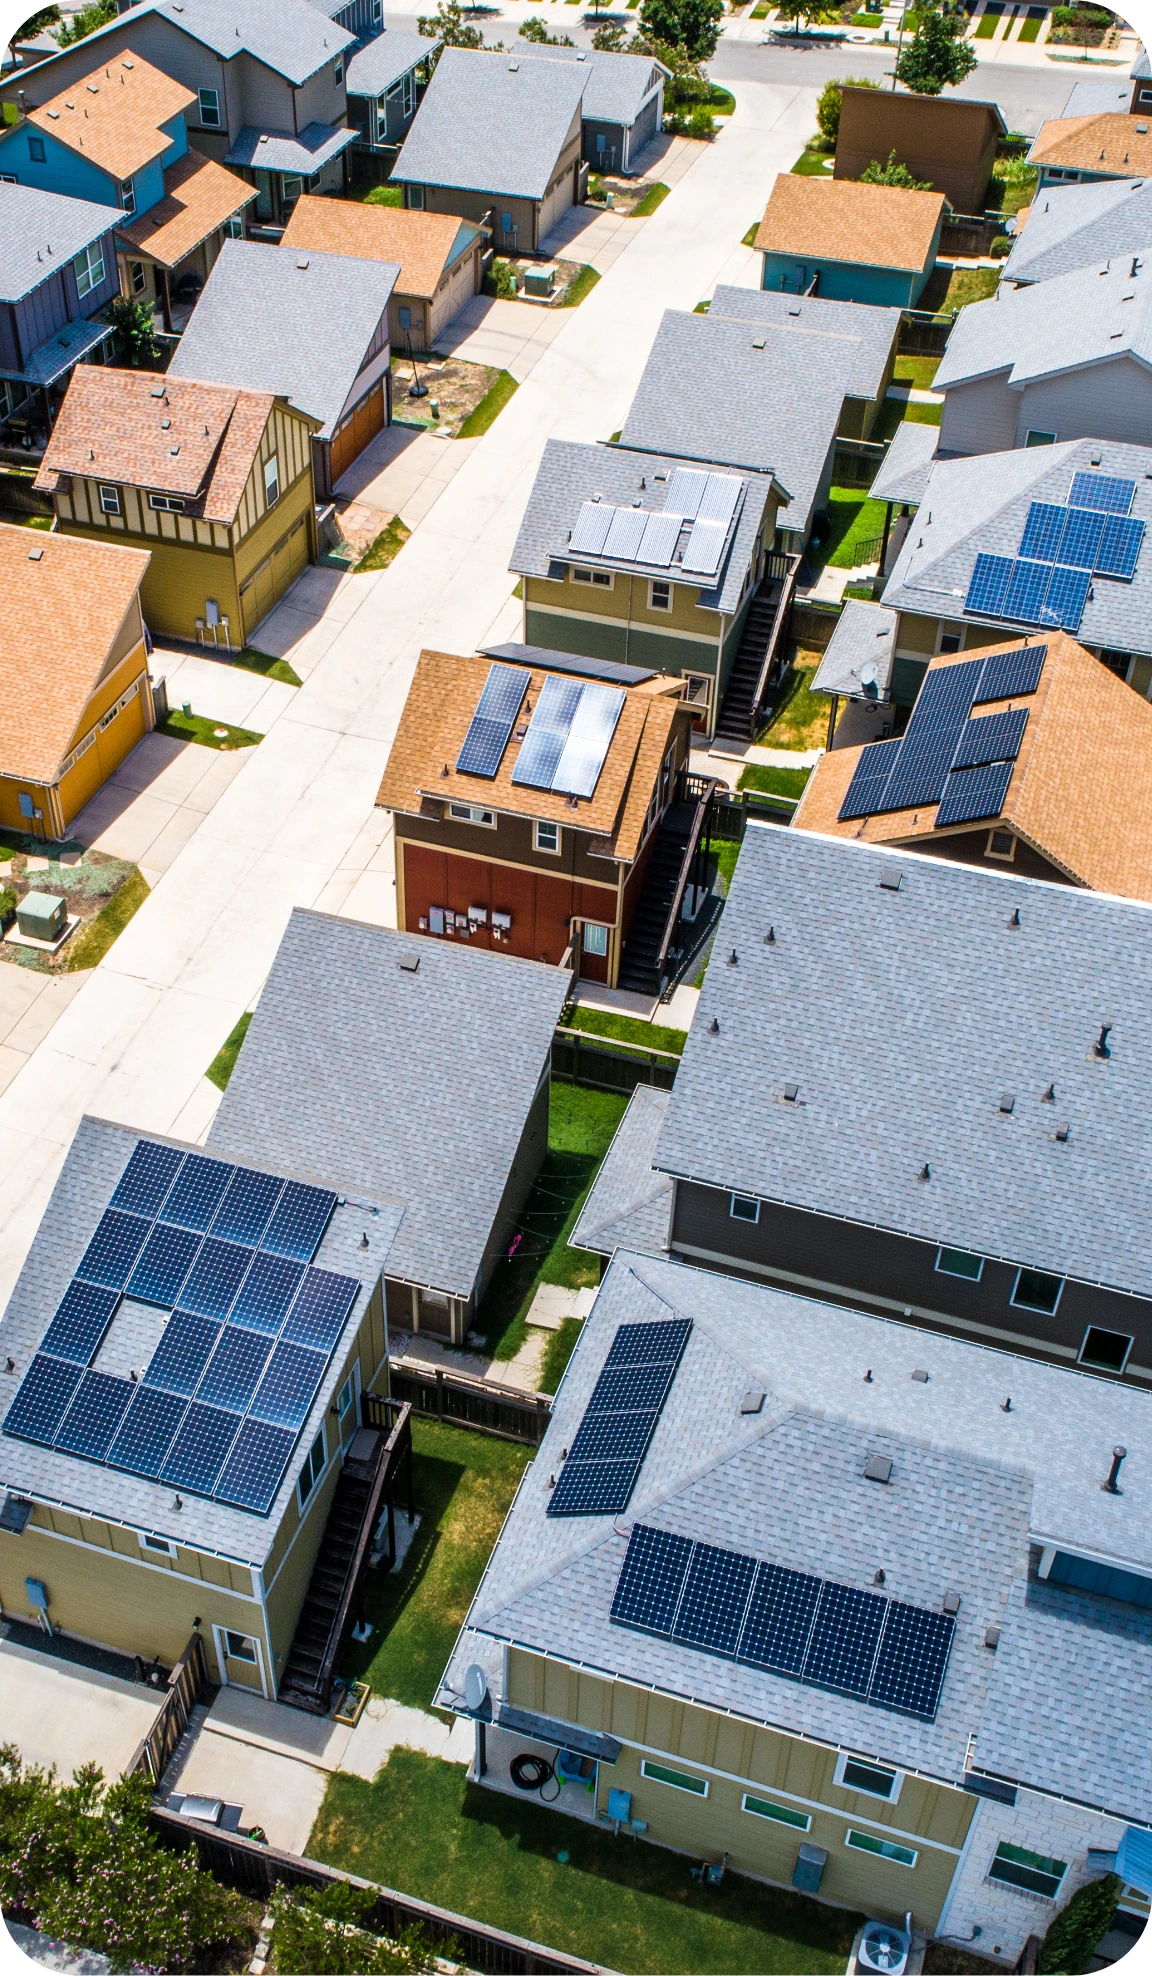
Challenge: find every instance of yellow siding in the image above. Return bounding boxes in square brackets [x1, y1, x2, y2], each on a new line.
[528, 571, 721, 640]
[895, 613, 938, 655]
[0, 776, 53, 835]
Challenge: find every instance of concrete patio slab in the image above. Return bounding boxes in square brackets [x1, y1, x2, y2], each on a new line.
[155, 651, 296, 732]
[341, 1696, 473, 1782]
[0, 1635, 162, 1779]
[202, 1681, 353, 1770]
[172, 1728, 330, 1857]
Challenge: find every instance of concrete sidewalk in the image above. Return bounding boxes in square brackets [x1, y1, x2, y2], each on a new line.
[0, 1634, 163, 1779]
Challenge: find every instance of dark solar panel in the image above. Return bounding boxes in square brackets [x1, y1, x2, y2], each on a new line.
[837, 737, 902, 822]
[738, 1561, 822, 1676]
[973, 644, 1046, 704]
[456, 663, 529, 778]
[54, 1371, 134, 1460]
[547, 1457, 642, 1516]
[280, 1269, 358, 1353]
[261, 1181, 337, 1263]
[610, 1523, 692, 1632]
[511, 674, 584, 791]
[210, 1167, 283, 1247]
[106, 1385, 187, 1477]
[142, 1311, 222, 1397]
[934, 759, 1015, 829]
[1069, 470, 1135, 515]
[587, 1362, 676, 1414]
[1018, 502, 1065, 563]
[40, 1281, 119, 1365]
[248, 1340, 327, 1429]
[567, 1409, 658, 1464]
[196, 1326, 274, 1411]
[868, 1602, 955, 1719]
[161, 1154, 234, 1233]
[214, 1418, 297, 1513]
[127, 1223, 201, 1307]
[230, 1251, 305, 1335]
[965, 553, 1014, 618]
[1002, 558, 1052, 625]
[110, 1141, 184, 1219]
[177, 1238, 254, 1323]
[1097, 513, 1145, 579]
[1054, 507, 1102, 570]
[159, 1401, 242, 1494]
[1038, 564, 1090, 632]
[603, 1319, 692, 1370]
[75, 1209, 151, 1290]
[881, 659, 983, 812]
[804, 1581, 887, 1696]
[3, 1355, 82, 1443]
[950, 707, 1028, 771]
[673, 1543, 757, 1656]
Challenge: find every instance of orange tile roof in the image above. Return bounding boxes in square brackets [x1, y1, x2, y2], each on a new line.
[754, 172, 946, 273]
[377, 649, 686, 862]
[119, 148, 255, 270]
[793, 632, 1152, 900]
[280, 196, 472, 300]
[29, 49, 194, 182]
[1030, 112, 1152, 176]
[0, 523, 149, 784]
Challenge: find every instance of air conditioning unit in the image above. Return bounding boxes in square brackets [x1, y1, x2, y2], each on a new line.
[523, 264, 556, 299]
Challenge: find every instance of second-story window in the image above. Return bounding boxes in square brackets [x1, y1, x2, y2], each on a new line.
[98, 484, 121, 515]
[534, 820, 560, 853]
[27, 134, 45, 162]
[149, 494, 185, 512]
[334, 57, 344, 83]
[74, 241, 105, 298]
[572, 565, 611, 588]
[264, 455, 280, 507]
[198, 86, 220, 127]
[448, 803, 496, 827]
[403, 70, 414, 116]
[129, 259, 146, 294]
[649, 579, 672, 611]
[119, 176, 136, 214]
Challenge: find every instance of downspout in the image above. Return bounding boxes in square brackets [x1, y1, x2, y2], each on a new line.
[826, 692, 839, 749]
[624, 573, 633, 665]
[879, 499, 894, 577]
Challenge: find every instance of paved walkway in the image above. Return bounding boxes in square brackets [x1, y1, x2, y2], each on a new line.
[0, 1632, 162, 1779]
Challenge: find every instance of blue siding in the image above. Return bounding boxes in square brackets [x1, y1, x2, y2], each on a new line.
[129, 154, 167, 214]
[1048, 1549, 1152, 1609]
[759, 250, 923, 308]
[0, 124, 120, 206]
[158, 111, 188, 165]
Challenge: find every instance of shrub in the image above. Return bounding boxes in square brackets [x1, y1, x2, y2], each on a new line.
[270, 1883, 444, 1976]
[815, 74, 878, 145]
[106, 295, 160, 366]
[519, 15, 575, 40]
[416, 0, 484, 50]
[994, 154, 1038, 183]
[592, 17, 630, 42]
[484, 259, 519, 299]
[0, 888, 14, 928]
[1038, 1875, 1121, 1976]
[861, 148, 934, 188]
[53, 0, 115, 43]
[687, 104, 717, 137]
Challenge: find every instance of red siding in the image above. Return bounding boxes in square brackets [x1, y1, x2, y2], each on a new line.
[403, 843, 617, 967]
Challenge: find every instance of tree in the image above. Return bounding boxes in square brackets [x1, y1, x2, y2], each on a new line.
[269, 1882, 445, 1976]
[106, 295, 160, 367]
[861, 147, 934, 188]
[772, 0, 842, 33]
[638, 0, 724, 61]
[519, 16, 575, 41]
[592, 18, 631, 46]
[416, 0, 485, 51]
[893, 9, 977, 93]
[1038, 1876, 1122, 1976]
[815, 73, 878, 145]
[53, 0, 116, 44]
[633, 30, 710, 100]
[14, 6, 60, 39]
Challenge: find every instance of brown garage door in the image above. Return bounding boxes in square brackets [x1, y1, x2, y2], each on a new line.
[330, 380, 386, 485]
[239, 515, 311, 641]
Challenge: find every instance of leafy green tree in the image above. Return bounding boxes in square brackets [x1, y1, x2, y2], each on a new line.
[638, 0, 724, 61]
[416, 0, 485, 52]
[861, 147, 934, 188]
[14, 6, 60, 39]
[633, 30, 710, 100]
[815, 73, 879, 144]
[269, 1882, 445, 1976]
[592, 18, 631, 46]
[519, 16, 575, 41]
[1038, 1875, 1122, 1976]
[772, 0, 843, 33]
[53, 0, 116, 45]
[106, 295, 160, 366]
[893, 8, 977, 92]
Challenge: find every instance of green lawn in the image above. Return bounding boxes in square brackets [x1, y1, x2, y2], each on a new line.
[918, 263, 1000, 315]
[891, 352, 941, 390]
[709, 84, 735, 113]
[311, 1749, 861, 1976]
[539, 1315, 584, 1393]
[631, 181, 670, 217]
[974, 1, 1002, 32]
[560, 264, 601, 307]
[65, 870, 149, 973]
[736, 763, 812, 799]
[355, 516, 411, 572]
[741, 220, 760, 245]
[157, 711, 262, 750]
[1017, 9, 1042, 36]
[228, 647, 302, 687]
[792, 145, 833, 175]
[206, 1011, 252, 1092]
[872, 397, 943, 443]
[337, 1417, 529, 1711]
[363, 184, 403, 206]
[457, 370, 518, 437]
[755, 663, 827, 750]
[817, 487, 888, 570]
[559, 1005, 686, 1055]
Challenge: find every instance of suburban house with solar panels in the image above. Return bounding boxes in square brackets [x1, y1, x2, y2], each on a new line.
[0, 182, 124, 439]
[1001, 177, 1152, 288]
[436, 1249, 1152, 1960]
[707, 286, 903, 443]
[509, 440, 792, 746]
[376, 643, 694, 994]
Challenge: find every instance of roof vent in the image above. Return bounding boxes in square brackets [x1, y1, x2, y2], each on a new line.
[160, 418, 171, 430]
[1055, 1122, 1071, 1142]
[1093, 1020, 1113, 1059]
[751, 337, 765, 350]
[508, 60, 519, 69]
[942, 1590, 961, 1615]
[27, 545, 43, 561]
[998, 1093, 1015, 1114]
[764, 925, 775, 944]
[1009, 907, 1020, 927]
[150, 385, 165, 398]
[863, 1454, 892, 1484]
[296, 257, 309, 269]
[984, 1626, 1000, 1650]
[787, 305, 800, 315]
[169, 444, 180, 456]
[878, 870, 902, 891]
[782, 1081, 799, 1102]
[1102, 1444, 1127, 1494]
[918, 1162, 930, 1181]
[398, 955, 420, 973]
[911, 1368, 929, 1383]
[1139, 122, 1148, 133]
[727, 947, 738, 965]
[709, 1016, 720, 1034]
[1042, 1082, 1055, 1101]
[86, 82, 98, 93]
[576, 49, 587, 58]
[1090, 450, 1102, 465]
[740, 1390, 765, 1415]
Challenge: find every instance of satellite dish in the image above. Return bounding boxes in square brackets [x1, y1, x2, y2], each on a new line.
[860, 661, 877, 687]
[463, 1664, 488, 1712]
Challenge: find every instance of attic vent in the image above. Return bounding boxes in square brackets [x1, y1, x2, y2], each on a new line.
[787, 306, 800, 315]
[122, 55, 134, 64]
[1139, 123, 1149, 133]
[942, 1590, 961, 1615]
[398, 955, 420, 973]
[508, 60, 519, 69]
[47, 109, 58, 117]
[740, 1390, 765, 1415]
[27, 545, 43, 561]
[169, 444, 180, 456]
[86, 82, 98, 92]
[782, 1081, 799, 1103]
[863, 1454, 892, 1484]
[998, 1093, 1015, 1114]
[576, 49, 587, 58]
[150, 385, 165, 398]
[1055, 1122, 1071, 1142]
[296, 257, 309, 269]
[911, 1369, 929, 1383]
[878, 871, 902, 891]
[1090, 451, 1102, 465]
[751, 337, 765, 350]
[160, 419, 171, 430]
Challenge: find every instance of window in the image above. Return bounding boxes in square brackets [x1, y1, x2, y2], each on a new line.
[372, 0, 382, 18]
[743, 1794, 810, 1830]
[334, 57, 343, 82]
[129, 259, 147, 295]
[730, 1194, 760, 1224]
[28, 134, 45, 162]
[649, 579, 672, 611]
[0, 173, 16, 184]
[403, 71, 414, 116]
[572, 565, 612, 587]
[223, 1631, 257, 1663]
[534, 820, 560, 853]
[640, 1759, 708, 1796]
[583, 922, 609, 957]
[139, 1532, 176, 1557]
[1026, 430, 1057, 448]
[985, 829, 1015, 861]
[408, 184, 424, 209]
[198, 86, 221, 127]
[264, 455, 280, 507]
[447, 802, 496, 826]
[98, 484, 121, 515]
[835, 1754, 901, 1801]
[337, 1375, 355, 1418]
[149, 493, 185, 512]
[226, 214, 244, 238]
[74, 241, 105, 298]
[1140, 87, 1152, 103]
[682, 672, 713, 715]
[938, 630, 962, 654]
[846, 1831, 917, 1868]
[398, 305, 411, 331]
[119, 176, 135, 214]
[1011, 1268, 1064, 1315]
[282, 175, 303, 204]
[989, 1843, 1067, 1899]
[936, 1247, 983, 1282]
[298, 1425, 326, 1507]
[1078, 1326, 1133, 1373]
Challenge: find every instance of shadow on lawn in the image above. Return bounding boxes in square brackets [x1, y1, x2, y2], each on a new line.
[474, 1146, 602, 1359]
[338, 1446, 466, 1692]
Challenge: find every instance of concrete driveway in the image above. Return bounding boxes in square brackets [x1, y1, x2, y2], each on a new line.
[68, 731, 250, 890]
[0, 1633, 162, 1780]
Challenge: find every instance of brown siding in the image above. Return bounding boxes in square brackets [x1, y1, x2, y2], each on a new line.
[835, 90, 1000, 213]
[401, 839, 618, 966]
[893, 828, 1075, 886]
[397, 810, 621, 885]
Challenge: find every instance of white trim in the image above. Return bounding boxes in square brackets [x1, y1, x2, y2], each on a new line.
[834, 1751, 903, 1804]
[1077, 1324, 1133, 1374]
[730, 1193, 760, 1224]
[640, 1757, 709, 1796]
[742, 1791, 810, 1832]
[212, 1620, 269, 1699]
[648, 578, 673, 612]
[11, 1515, 260, 1605]
[571, 566, 614, 590]
[448, 803, 496, 827]
[534, 819, 561, 854]
[846, 1828, 918, 1868]
[137, 1530, 177, 1559]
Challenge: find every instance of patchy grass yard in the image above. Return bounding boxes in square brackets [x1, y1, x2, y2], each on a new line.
[741, 220, 760, 245]
[737, 763, 813, 800]
[158, 710, 261, 750]
[560, 264, 601, 308]
[756, 659, 828, 751]
[891, 353, 941, 391]
[355, 516, 411, 573]
[361, 184, 403, 207]
[873, 396, 943, 444]
[630, 181, 670, 217]
[0, 838, 147, 976]
[539, 1315, 584, 1393]
[918, 263, 1000, 315]
[457, 370, 519, 438]
[792, 144, 834, 175]
[65, 869, 149, 974]
[393, 352, 498, 437]
[206, 1011, 252, 1092]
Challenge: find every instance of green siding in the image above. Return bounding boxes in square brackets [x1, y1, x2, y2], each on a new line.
[892, 655, 930, 708]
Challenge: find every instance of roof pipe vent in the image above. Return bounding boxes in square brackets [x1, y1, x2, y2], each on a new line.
[1102, 1445, 1127, 1494]
[1094, 1020, 1113, 1059]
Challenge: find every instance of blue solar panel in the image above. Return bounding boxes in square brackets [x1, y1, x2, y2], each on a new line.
[41, 1281, 119, 1365]
[880, 659, 983, 813]
[965, 553, 1014, 618]
[1097, 514, 1145, 579]
[127, 1223, 201, 1307]
[804, 1581, 887, 1696]
[142, 1311, 222, 1397]
[738, 1561, 822, 1676]
[1069, 471, 1135, 515]
[210, 1167, 283, 1247]
[1002, 558, 1052, 624]
[868, 1602, 955, 1719]
[106, 1385, 186, 1477]
[935, 758, 1015, 828]
[160, 1401, 242, 1495]
[568, 1408, 658, 1464]
[547, 1456, 642, 1516]
[673, 1543, 757, 1656]
[110, 1141, 184, 1218]
[603, 1319, 692, 1370]
[950, 707, 1028, 771]
[1019, 502, 1065, 563]
[214, 1418, 297, 1513]
[974, 644, 1046, 703]
[1055, 507, 1105, 571]
[75, 1210, 151, 1290]
[54, 1371, 134, 1460]
[456, 663, 529, 778]
[230, 1251, 305, 1335]
[161, 1155, 234, 1233]
[177, 1238, 254, 1323]
[838, 737, 902, 822]
[196, 1327, 274, 1411]
[262, 1181, 336, 1263]
[281, 1269, 358, 1353]
[3, 1355, 82, 1443]
[588, 1362, 676, 1414]
[610, 1523, 692, 1632]
[248, 1340, 327, 1429]
[511, 674, 584, 791]
[1038, 564, 1091, 632]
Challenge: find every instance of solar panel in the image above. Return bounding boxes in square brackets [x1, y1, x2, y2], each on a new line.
[281, 1269, 359, 1353]
[738, 1561, 822, 1675]
[248, 1340, 327, 1429]
[673, 1542, 757, 1656]
[965, 553, 1014, 618]
[211, 1167, 283, 1247]
[934, 758, 1015, 828]
[511, 674, 584, 791]
[567, 1408, 658, 1464]
[603, 1319, 692, 1370]
[75, 1209, 151, 1290]
[161, 1154, 234, 1233]
[1097, 513, 1145, 578]
[177, 1238, 253, 1323]
[603, 507, 649, 561]
[547, 1456, 641, 1516]
[110, 1141, 183, 1218]
[611, 1523, 693, 1633]
[1038, 564, 1091, 632]
[106, 1384, 186, 1477]
[950, 707, 1028, 771]
[696, 473, 742, 532]
[569, 502, 614, 556]
[262, 1181, 337, 1263]
[159, 1401, 242, 1495]
[127, 1223, 201, 1307]
[142, 1311, 222, 1397]
[1018, 502, 1065, 563]
[662, 468, 709, 520]
[196, 1326, 274, 1411]
[3, 1355, 82, 1443]
[1002, 558, 1052, 625]
[40, 1281, 119, 1365]
[838, 737, 902, 822]
[588, 1361, 676, 1413]
[880, 659, 983, 812]
[551, 683, 626, 799]
[214, 1418, 297, 1513]
[230, 1251, 306, 1335]
[638, 511, 681, 566]
[1069, 470, 1135, 514]
[455, 663, 529, 778]
[868, 1602, 955, 1719]
[804, 1581, 886, 1696]
[681, 518, 727, 579]
[53, 1371, 134, 1460]
[1054, 506, 1105, 571]
[974, 644, 1046, 703]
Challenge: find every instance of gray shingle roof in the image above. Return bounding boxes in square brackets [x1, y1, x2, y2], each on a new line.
[869, 417, 943, 505]
[619, 310, 856, 537]
[880, 436, 1152, 656]
[656, 822, 1152, 1299]
[1002, 175, 1152, 285]
[391, 48, 586, 202]
[810, 598, 897, 700]
[570, 1086, 672, 1256]
[935, 256, 1152, 389]
[438, 1249, 1152, 1817]
[168, 239, 396, 440]
[147, 0, 356, 83]
[710, 284, 901, 404]
[511, 45, 666, 128]
[508, 438, 774, 617]
[207, 910, 570, 1299]
[345, 31, 440, 98]
[1061, 78, 1134, 117]
[0, 1117, 403, 1566]
[0, 183, 125, 305]
[224, 123, 355, 173]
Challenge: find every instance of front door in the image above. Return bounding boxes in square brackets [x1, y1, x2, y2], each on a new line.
[212, 1624, 269, 1697]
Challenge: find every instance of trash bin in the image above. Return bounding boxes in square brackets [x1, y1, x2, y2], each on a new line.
[792, 1842, 828, 1893]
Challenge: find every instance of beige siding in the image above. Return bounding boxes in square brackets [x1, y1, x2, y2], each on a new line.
[937, 373, 1018, 456]
[1014, 356, 1152, 449]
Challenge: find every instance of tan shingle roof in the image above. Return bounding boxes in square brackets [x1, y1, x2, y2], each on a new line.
[754, 173, 946, 273]
[119, 148, 255, 270]
[29, 49, 194, 182]
[280, 196, 474, 301]
[0, 524, 149, 784]
[1030, 112, 1152, 176]
[793, 632, 1152, 901]
[377, 649, 685, 863]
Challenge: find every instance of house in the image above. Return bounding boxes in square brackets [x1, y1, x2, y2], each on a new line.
[0, 50, 255, 334]
[708, 285, 902, 442]
[390, 48, 587, 257]
[344, 30, 438, 161]
[795, 631, 1152, 899]
[508, 439, 791, 743]
[0, 522, 153, 837]
[512, 44, 667, 177]
[875, 438, 1152, 698]
[753, 174, 946, 309]
[1001, 175, 1152, 287]
[436, 1243, 1152, 1964]
[932, 256, 1152, 457]
[1027, 112, 1152, 190]
[1132, 42, 1152, 113]
[35, 365, 320, 644]
[207, 908, 571, 1344]
[280, 194, 482, 356]
[1066, 45, 1152, 118]
[0, 182, 123, 440]
[375, 643, 694, 994]
[0, 0, 358, 228]
[618, 307, 857, 548]
[834, 87, 1006, 216]
[167, 238, 396, 495]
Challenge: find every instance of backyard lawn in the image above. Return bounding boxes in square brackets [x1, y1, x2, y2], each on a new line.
[559, 1005, 686, 1056]
[809, 487, 887, 571]
[872, 397, 943, 444]
[737, 763, 812, 800]
[918, 264, 1000, 316]
[756, 658, 826, 750]
[891, 353, 941, 391]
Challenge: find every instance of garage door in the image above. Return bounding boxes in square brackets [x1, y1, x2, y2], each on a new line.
[330, 380, 386, 485]
[538, 166, 574, 248]
[239, 515, 310, 640]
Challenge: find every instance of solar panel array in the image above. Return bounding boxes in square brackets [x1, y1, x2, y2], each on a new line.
[456, 664, 529, 777]
[838, 644, 1046, 826]
[547, 1319, 691, 1517]
[511, 674, 626, 800]
[565, 472, 743, 584]
[611, 1523, 956, 1721]
[964, 473, 1143, 634]
[2, 1140, 359, 1516]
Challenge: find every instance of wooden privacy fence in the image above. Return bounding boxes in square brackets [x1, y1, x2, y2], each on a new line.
[898, 311, 953, 357]
[381, 1362, 552, 1447]
[790, 599, 842, 650]
[551, 1026, 680, 1096]
[127, 1629, 208, 1782]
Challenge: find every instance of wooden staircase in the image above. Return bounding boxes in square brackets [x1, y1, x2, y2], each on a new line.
[713, 563, 798, 746]
[617, 784, 714, 999]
